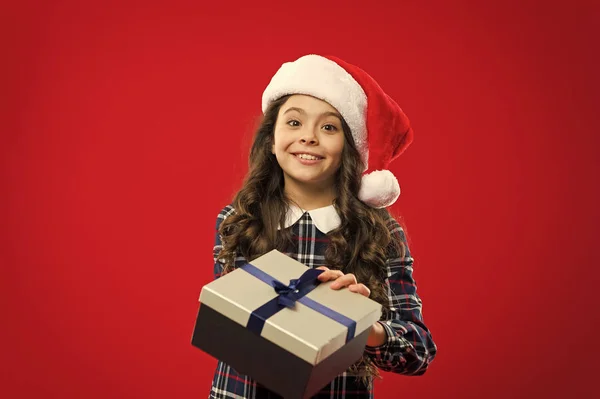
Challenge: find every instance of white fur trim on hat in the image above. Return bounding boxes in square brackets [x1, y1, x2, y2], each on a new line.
[262, 54, 369, 168]
[358, 170, 400, 209]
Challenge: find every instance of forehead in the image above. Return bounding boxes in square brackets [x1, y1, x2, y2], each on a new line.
[281, 94, 340, 115]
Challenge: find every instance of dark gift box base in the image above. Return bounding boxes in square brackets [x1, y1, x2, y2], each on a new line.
[192, 303, 370, 399]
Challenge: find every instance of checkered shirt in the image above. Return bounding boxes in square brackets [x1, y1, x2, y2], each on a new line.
[207, 205, 437, 398]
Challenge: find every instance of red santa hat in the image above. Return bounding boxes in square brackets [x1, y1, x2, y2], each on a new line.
[261, 54, 414, 208]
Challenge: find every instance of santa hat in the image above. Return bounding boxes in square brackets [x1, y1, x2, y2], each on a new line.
[261, 54, 414, 208]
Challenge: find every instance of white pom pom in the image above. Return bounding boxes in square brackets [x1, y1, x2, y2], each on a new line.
[358, 170, 401, 208]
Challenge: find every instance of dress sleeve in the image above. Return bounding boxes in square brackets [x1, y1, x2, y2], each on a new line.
[364, 217, 437, 375]
[213, 205, 236, 280]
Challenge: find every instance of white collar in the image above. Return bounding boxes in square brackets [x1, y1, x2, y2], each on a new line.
[280, 204, 341, 233]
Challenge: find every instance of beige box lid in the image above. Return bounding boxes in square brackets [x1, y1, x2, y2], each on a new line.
[199, 250, 382, 365]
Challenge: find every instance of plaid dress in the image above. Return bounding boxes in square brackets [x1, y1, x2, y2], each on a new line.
[208, 205, 437, 399]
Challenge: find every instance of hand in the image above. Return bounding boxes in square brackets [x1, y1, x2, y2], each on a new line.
[316, 266, 387, 347]
[315, 266, 371, 297]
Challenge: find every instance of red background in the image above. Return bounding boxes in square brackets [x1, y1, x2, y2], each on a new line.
[2, 1, 599, 398]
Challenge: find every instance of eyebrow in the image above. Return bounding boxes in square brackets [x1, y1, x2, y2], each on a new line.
[283, 107, 342, 120]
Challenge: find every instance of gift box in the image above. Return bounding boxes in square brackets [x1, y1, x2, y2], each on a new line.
[191, 249, 382, 399]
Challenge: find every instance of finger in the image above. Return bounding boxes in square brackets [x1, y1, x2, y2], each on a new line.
[318, 269, 344, 282]
[315, 266, 330, 281]
[330, 273, 357, 289]
[348, 284, 371, 297]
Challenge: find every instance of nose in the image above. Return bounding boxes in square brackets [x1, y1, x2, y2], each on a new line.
[299, 126, 319, 145]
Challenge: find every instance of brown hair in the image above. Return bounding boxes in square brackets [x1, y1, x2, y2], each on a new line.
[217, 94, 406, 382]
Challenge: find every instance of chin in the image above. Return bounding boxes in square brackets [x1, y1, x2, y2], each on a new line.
[289, 173, 333, 187]
[290, 175, 320, 184]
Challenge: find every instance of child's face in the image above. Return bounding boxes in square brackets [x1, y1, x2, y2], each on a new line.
[272, 94, 345, 193]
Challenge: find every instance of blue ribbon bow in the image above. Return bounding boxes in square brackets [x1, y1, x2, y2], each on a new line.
[240, 263, 356, 343]
[272, 268, 324, 308]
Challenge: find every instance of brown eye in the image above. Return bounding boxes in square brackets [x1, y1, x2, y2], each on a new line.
[323, 124, 338, 132]
[287, 120, 300, 127]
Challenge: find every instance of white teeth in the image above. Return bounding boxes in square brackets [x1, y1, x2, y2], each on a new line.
[296, 154, 320, 160]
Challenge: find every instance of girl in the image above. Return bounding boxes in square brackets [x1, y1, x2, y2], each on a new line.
[209, 54, 437, 398]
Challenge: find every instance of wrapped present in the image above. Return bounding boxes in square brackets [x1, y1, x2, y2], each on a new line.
[191, 249, 382, 399]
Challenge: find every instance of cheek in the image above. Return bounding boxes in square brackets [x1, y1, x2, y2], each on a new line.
[271, 128, 281, 153]
[331, 139, 345, 162]
[273, 130, 293, 152]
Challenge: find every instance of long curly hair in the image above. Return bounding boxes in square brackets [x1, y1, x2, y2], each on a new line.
[217, 94, 406, 383]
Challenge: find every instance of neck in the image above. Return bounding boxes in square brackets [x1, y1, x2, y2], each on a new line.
[283, 179, 336, 211]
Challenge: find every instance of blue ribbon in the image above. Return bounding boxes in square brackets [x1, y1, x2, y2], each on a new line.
[240, 263, 356, 343]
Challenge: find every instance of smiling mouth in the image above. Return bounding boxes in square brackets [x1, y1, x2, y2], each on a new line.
[294, 153, 324, 161]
